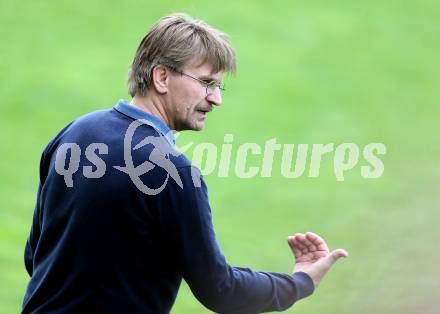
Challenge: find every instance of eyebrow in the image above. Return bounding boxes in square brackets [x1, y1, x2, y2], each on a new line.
[198, 76, 221, 83]
[198, 76, 215, 80]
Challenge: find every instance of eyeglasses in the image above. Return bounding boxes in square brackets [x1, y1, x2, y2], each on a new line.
[169, 67, 225, 95]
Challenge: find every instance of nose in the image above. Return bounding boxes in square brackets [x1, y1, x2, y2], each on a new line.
[206, 88, 222, 106]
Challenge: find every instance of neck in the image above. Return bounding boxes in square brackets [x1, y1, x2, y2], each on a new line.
[130, 94, 173, 129]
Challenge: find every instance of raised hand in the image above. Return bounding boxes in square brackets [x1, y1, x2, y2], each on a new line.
[287, 232, 348, 288]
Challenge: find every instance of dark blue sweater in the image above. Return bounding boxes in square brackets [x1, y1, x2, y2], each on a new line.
[22, 100, 314, 313]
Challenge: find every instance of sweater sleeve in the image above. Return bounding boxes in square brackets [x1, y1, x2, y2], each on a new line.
[24, 125, 71, 276]
[24, 149, 49, 277]
[160, 166, 314, 313]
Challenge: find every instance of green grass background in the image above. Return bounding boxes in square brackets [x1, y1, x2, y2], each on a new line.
[1, 0, 439, 313]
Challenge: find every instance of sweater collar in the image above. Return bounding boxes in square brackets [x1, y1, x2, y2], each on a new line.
[114, 99, 176, 146]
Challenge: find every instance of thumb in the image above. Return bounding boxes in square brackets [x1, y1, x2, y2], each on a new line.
[301, 248, 349, 288]
[325, 249, 349, 266]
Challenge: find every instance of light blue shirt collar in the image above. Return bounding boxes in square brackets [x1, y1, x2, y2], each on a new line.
[114, 99, 176, 146]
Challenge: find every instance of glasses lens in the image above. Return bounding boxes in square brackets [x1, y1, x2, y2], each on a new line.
[206, 82, 224, 94]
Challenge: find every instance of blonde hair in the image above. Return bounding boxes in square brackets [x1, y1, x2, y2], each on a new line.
[127, 13, 236, 97]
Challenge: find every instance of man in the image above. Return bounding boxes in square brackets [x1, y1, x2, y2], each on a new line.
[23, 13, 348, 313]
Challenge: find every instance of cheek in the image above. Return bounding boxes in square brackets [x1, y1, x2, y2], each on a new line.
[168, 81, 203, 115]
[175, 94, 200, 114]
[174, 99, 191, 114]
[170, 89, 189, 113]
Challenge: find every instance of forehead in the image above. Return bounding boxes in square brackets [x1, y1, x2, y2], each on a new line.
[183, 58, 224, 80]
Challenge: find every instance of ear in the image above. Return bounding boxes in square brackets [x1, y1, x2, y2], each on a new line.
[151, 64, 169, 94]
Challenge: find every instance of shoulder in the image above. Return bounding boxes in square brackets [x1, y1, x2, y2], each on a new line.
[41, 109, 111, 150]
[68, 109, 116, 130]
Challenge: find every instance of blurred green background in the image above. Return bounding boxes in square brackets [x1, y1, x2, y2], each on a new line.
[1, 0, 439, 313]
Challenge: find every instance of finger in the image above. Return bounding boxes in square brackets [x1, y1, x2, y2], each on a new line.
[287, 240, 303, 258]
[304, 232, 324, 246]
[301, 236, 317, 251]
[305, 232, 329, 251]
[287, 236, 296, 250]
[287, 235, 296, 247]
[287, 236, 303, 258]
[298, 232, 321, 253]
[294, 233, 310, 247]
[295, 233, 306, 242]
[292, 235, 309, 254]
[292, 233, 308, 250]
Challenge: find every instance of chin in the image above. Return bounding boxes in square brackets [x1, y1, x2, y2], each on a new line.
[192, 124, 205, 131]
[191, 120, 206, 131]
[177, 118, 206, 131]
[178, 123, 205, 132]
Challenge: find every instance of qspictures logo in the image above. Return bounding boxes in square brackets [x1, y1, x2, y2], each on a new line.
[54, 119, 386, 195]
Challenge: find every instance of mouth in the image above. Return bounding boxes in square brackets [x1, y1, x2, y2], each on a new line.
[197, 107, 212, 114]
[196, 107, 212, 119]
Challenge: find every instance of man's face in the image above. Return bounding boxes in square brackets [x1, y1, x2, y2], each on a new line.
[166, 60, 224, 131]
